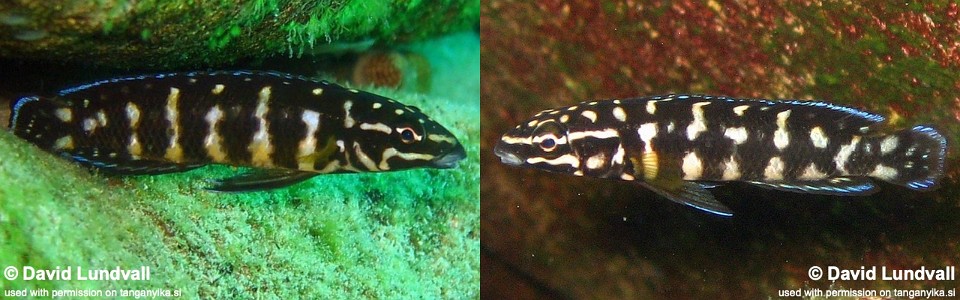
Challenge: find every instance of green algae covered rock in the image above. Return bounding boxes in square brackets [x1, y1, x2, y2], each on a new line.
[0, 33, 479, 298]
[0, 0, 479, 68]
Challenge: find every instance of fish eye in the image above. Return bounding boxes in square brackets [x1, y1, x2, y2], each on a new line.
[539, 137, 557, 151]
[401, 129, 414, 141]
[399, 126, 421, 144]
[531, 120, 567, 152]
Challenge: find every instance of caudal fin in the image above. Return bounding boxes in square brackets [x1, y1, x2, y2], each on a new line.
[9, 95, 70, 150]
[874, 125, 947, 190]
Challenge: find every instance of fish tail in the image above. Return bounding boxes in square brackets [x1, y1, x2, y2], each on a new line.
[9, 95, 69, 149]
[873, 125, 947, 190]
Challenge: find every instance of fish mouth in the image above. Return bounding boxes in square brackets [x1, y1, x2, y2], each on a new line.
[493, 142, 523, 166]
[431, 143, 467, 169]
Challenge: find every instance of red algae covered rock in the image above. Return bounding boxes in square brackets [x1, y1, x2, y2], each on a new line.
[482, 1, 960, 298]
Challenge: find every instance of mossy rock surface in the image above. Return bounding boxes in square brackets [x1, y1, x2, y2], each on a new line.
[0, 0, 479, 68]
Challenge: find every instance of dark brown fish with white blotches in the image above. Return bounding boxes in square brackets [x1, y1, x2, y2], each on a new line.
[495, 94, 947, 216]
[9, 70, 466, 191]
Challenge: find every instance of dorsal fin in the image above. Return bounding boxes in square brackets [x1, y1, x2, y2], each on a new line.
[636, 94, 886, 132]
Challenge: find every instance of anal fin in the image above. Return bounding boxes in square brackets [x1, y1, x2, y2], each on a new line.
[206, 169, 318, 192]
[69, 153, 203, 175]
[639, 176, 733, 217]
[747, 177, 877, 196]
[696, 182, 723, 189]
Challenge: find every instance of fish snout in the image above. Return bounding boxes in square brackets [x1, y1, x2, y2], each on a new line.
[494, 141, 524, 166]
[431, 142, 466, 169]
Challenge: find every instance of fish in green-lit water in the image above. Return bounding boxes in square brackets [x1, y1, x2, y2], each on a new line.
[495, 94, 947, 216]
[10, 70, 466, 191]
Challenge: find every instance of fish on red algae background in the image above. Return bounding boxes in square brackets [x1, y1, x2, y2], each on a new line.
[481, 1, 960, 299]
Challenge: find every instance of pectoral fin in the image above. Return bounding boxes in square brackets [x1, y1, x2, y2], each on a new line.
[747, 178, 877, 196]
[206, 169, 318, 192]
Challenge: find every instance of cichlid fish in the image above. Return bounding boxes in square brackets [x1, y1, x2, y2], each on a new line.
[495, 94, 947, 216]
[9, 70, 466, 191]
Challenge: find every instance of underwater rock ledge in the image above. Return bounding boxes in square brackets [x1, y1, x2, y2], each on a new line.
[0, 0, 479, 68]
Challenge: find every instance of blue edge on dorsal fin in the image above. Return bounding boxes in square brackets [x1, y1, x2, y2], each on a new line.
[56, 70, 326, 96]
[638, 94, 886, 124]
